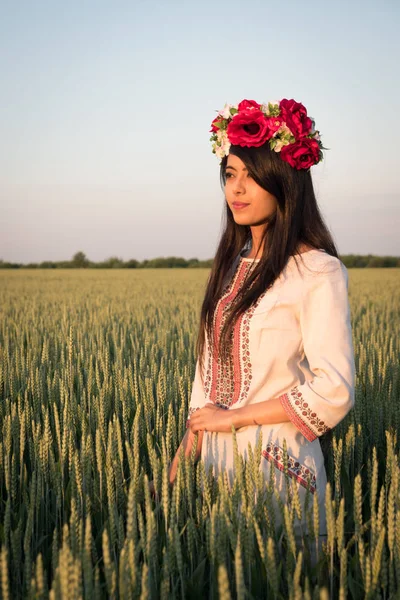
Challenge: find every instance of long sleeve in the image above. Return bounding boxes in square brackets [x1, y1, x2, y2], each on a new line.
[279, 257, 356, 442]
[186, 357, 207, 429]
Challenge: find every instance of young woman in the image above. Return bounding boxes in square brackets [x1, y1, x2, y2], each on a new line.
[165, 98, 356, 540]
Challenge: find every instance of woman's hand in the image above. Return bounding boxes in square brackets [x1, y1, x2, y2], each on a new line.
[189, 403, 235, 434]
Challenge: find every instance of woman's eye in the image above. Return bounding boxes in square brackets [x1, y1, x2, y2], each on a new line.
[225, 172, 252, 181]
[225, 172, 252, 179]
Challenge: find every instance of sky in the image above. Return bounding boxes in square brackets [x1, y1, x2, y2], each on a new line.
[1, 0, 399, 263]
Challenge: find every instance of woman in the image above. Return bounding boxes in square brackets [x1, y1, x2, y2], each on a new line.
[165, 98, 356, 540]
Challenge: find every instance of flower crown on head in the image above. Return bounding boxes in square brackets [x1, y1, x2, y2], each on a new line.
[209, 98, 324, 170]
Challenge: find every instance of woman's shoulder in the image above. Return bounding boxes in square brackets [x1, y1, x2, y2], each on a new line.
[289, 246, 346, 281]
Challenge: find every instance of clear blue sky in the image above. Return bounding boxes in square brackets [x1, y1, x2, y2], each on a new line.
[1, 0, 399, 262]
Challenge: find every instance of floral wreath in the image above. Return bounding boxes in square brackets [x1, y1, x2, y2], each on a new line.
[210, 98, 325, 170]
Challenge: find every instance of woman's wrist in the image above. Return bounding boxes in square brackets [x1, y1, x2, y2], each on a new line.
[231, 406, 261, 429]
[231, 407, 246, 429]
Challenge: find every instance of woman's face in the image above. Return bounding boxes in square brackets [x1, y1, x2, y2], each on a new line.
[224, 153, 278, 226]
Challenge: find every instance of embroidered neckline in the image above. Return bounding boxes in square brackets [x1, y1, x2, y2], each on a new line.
[203, 259, 266, 409]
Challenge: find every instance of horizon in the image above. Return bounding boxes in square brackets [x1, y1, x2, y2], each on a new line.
[1, 248, 399, 266]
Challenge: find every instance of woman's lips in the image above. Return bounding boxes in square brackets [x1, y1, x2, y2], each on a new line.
[232, 202, 249, 209]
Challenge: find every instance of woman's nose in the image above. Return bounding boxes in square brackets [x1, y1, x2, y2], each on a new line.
[233, 176, 246, 194]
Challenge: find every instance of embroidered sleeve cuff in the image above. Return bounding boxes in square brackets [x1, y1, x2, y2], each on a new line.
[279, 386, 331, 442]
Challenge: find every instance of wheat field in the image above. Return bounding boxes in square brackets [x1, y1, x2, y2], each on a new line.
[0, 268, 399, 599]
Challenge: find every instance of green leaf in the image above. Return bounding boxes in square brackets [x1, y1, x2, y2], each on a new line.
[268, 102, 280, 116]
[214, 119, 227, 129]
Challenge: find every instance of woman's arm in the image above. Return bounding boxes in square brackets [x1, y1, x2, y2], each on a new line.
[188, 398, 289, 433]
[231, 396, 290, 428]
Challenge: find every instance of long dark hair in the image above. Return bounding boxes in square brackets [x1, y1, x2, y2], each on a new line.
[196, 142, 339, 380]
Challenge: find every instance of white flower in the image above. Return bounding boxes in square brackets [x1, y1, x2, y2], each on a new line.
[272, 124, 293, 153]
[216, 129, 227, 146]
[215, 145, 226, 159]
[222, 139, 231, 155]
[273, 139, 285, 152]
[274, 123, 292, 138]
[216, 129, 231, 157]
[218, 103, 234, 119]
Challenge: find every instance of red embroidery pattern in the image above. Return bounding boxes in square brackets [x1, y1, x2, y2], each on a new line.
[203, 259, 265, 409]
[204, 261, 247, 403]
[279, 385, 330, 442]
[262, 443, 317, 494]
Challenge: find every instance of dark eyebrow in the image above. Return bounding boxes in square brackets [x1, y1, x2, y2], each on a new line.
[225, 165, 248, 171]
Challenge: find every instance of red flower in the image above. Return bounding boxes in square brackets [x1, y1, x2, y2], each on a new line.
[266, 116, 283, 136]
[237, 99, 261, 111]
[227, 109, 282, 147]
[279, 99, 312, 138]
[280, 138, 321, 170]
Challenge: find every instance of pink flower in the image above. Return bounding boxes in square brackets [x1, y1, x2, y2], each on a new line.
[266, 116, 283, 136]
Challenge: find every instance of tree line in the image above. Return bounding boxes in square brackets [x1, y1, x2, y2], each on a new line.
[0, 251, 399, 269]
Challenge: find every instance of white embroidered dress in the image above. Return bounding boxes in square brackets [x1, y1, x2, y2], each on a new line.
[186, 248, 356, 537]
